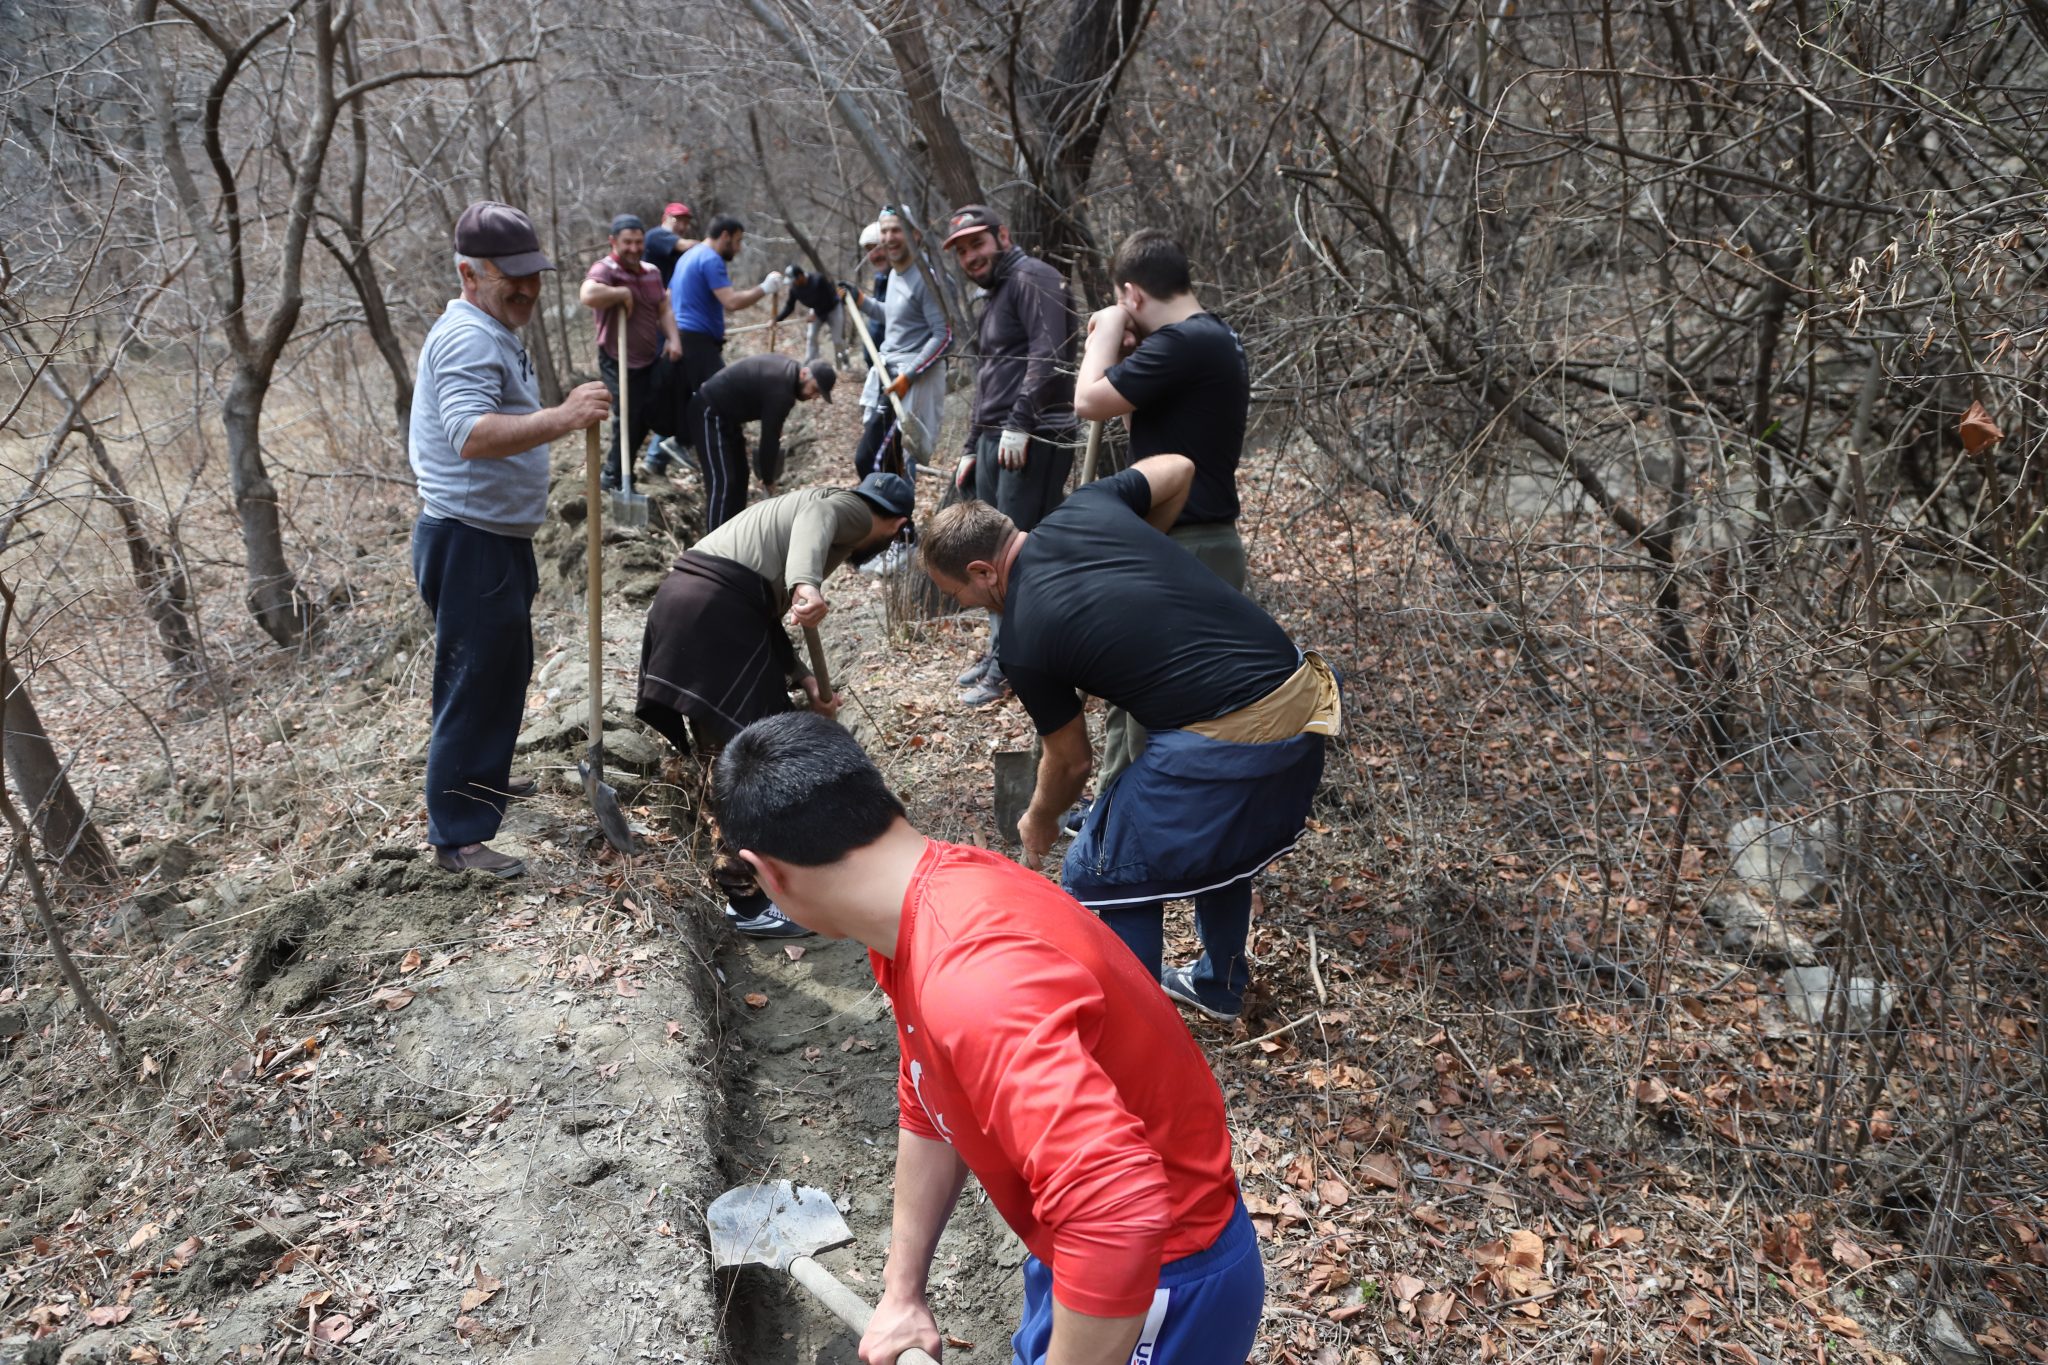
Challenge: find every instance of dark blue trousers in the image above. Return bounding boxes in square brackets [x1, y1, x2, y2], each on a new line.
[1100, 880, 1256, 1014]
[412, 515, 537, 848]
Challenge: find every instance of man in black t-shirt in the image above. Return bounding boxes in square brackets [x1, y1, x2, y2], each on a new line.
[1075, 230, 1253, 789]
[919, 456, 1341, 1025]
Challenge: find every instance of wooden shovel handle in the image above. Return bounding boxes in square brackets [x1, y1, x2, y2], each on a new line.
[614, 307, 633, 498]
[584, 425, 604, 763]
[788, 1256, 941, 1365]
[802, 626, 832, 701]
[842, 289, 919, 441]
[1079, 418, 1103, 484]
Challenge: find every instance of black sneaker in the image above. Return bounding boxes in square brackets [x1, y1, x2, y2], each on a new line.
[725, 900, 814, 939]
[1161, 965, 1240, 1023]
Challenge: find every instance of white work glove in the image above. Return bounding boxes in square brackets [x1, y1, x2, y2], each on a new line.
[759, 270, 787, 295]
[998, 429, 1031, 469]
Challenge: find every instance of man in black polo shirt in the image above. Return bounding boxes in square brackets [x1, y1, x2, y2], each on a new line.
[686, 352, 836, 530]
[919, 456, 1340, 1024]
[1075, 230, 1253, 791]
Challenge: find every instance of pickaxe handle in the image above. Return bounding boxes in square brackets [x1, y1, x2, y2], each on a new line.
[788, 1256, 941, 1365]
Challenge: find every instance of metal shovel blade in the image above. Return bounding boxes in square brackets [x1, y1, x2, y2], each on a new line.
[994, 749, 1037, 846]
[578, 747, 635, 854]
[708, 1181, 852, 1273]
[605, 486, 650, 531]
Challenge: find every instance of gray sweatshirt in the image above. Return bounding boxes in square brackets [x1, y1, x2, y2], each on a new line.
[858, 259, 950, 411]
[409, 298, 550, 538]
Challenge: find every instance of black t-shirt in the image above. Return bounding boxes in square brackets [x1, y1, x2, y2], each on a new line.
[1000, 466, 1298, 736]
[1104, 312, 1249, 525]
[645, 228, 682, 285]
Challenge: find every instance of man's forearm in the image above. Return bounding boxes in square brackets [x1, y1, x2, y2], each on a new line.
[1026, 739, 1090, 828]
[1074, 324, 1131, 421]
[883, 1131, 969, 1297]
[461, 408, 580, 461]
[661, 308, 681, 348]
[1048, 1301, 1147, 1365]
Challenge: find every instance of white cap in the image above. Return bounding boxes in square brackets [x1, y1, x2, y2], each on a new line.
[858, 222, 882, 248]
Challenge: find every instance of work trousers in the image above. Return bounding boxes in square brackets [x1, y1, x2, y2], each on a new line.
[1099, 880, 1257, 1015]
[1099, 521, 1250, 786]
[688, 393, 751, 531]
[676, 331, 726, 448]
[597, 351, 657, 485]
[412, 515, 537, 849]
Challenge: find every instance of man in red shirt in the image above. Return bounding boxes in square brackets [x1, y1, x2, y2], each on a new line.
[715, 713, 1265, 1365]
[579, 213, 682, 489]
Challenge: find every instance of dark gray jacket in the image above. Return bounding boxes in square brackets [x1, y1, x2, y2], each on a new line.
[966, 248, 1077, 445]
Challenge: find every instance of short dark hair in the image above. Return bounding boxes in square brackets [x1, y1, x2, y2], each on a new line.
[919, 500, 1013, 581]
[705, 213, 745, 241]
[1110, 229, 1192, 299]
[714, 713, 904, 866]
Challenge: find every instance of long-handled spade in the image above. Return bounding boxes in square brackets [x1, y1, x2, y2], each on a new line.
[802, 626, 835, 721]
[708, 1181, 940, 1365]
[607, 307, 650, 531]
[580, 425, 636, 855]
[840, 286, 930, 463]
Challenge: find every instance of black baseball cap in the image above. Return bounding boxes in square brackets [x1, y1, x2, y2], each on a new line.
[609, 213, 646, 235]
[454, 201, 555, 275]
[852, 472, 913, 519]
[941, 204, 1001, 247]
[804, 360, 838, 403]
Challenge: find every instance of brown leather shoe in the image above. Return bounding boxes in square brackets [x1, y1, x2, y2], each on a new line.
[434, 843, 526, 878]
[505, 775, 538, 800]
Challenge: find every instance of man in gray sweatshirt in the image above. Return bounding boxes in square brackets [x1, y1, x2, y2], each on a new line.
[851, 208, 951, 495]
[409, 201, 611, 878]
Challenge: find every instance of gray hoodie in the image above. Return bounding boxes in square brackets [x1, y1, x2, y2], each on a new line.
[409, 298, 550, 538]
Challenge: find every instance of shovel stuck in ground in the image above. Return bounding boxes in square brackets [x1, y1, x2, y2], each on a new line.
[708, 1181, 940, 1365]
[605, 306, 650, 532]
[580, 426, 636, 855]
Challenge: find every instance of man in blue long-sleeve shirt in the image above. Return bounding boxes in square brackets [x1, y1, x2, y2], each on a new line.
[409, 201, 610, 878]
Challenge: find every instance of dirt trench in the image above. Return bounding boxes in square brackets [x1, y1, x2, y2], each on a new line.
[709, 929, 1028, 1365]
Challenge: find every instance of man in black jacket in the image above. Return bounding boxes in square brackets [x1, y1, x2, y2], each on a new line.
[941, 203, 1079, 705]
[686, 353, 836, 530]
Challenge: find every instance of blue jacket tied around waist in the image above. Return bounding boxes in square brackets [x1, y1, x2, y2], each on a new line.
[1062, 724, 1329, 908]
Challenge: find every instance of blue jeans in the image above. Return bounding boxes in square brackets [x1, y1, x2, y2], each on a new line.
[412, 515, 537, 848]
[1011, 1201, 1264, 1365]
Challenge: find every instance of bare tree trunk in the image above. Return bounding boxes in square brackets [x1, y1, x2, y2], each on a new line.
[1, 657, 118, 889]
[223, 373, 319, 645]
[1007, 0, 1155, 296]
[77, 418, 206, 685]
[867, 0, 986, 209]
[0, 577, 122, 1055]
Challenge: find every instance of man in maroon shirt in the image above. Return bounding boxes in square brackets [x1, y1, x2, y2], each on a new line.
[579, 213, 682, 489]
[716, 712, 1265, 1365]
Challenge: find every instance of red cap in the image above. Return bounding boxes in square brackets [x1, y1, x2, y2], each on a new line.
[664, 202, 692, 219]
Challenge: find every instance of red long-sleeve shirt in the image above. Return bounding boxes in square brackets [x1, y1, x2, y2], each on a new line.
[870, 840, 1240, 1318]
